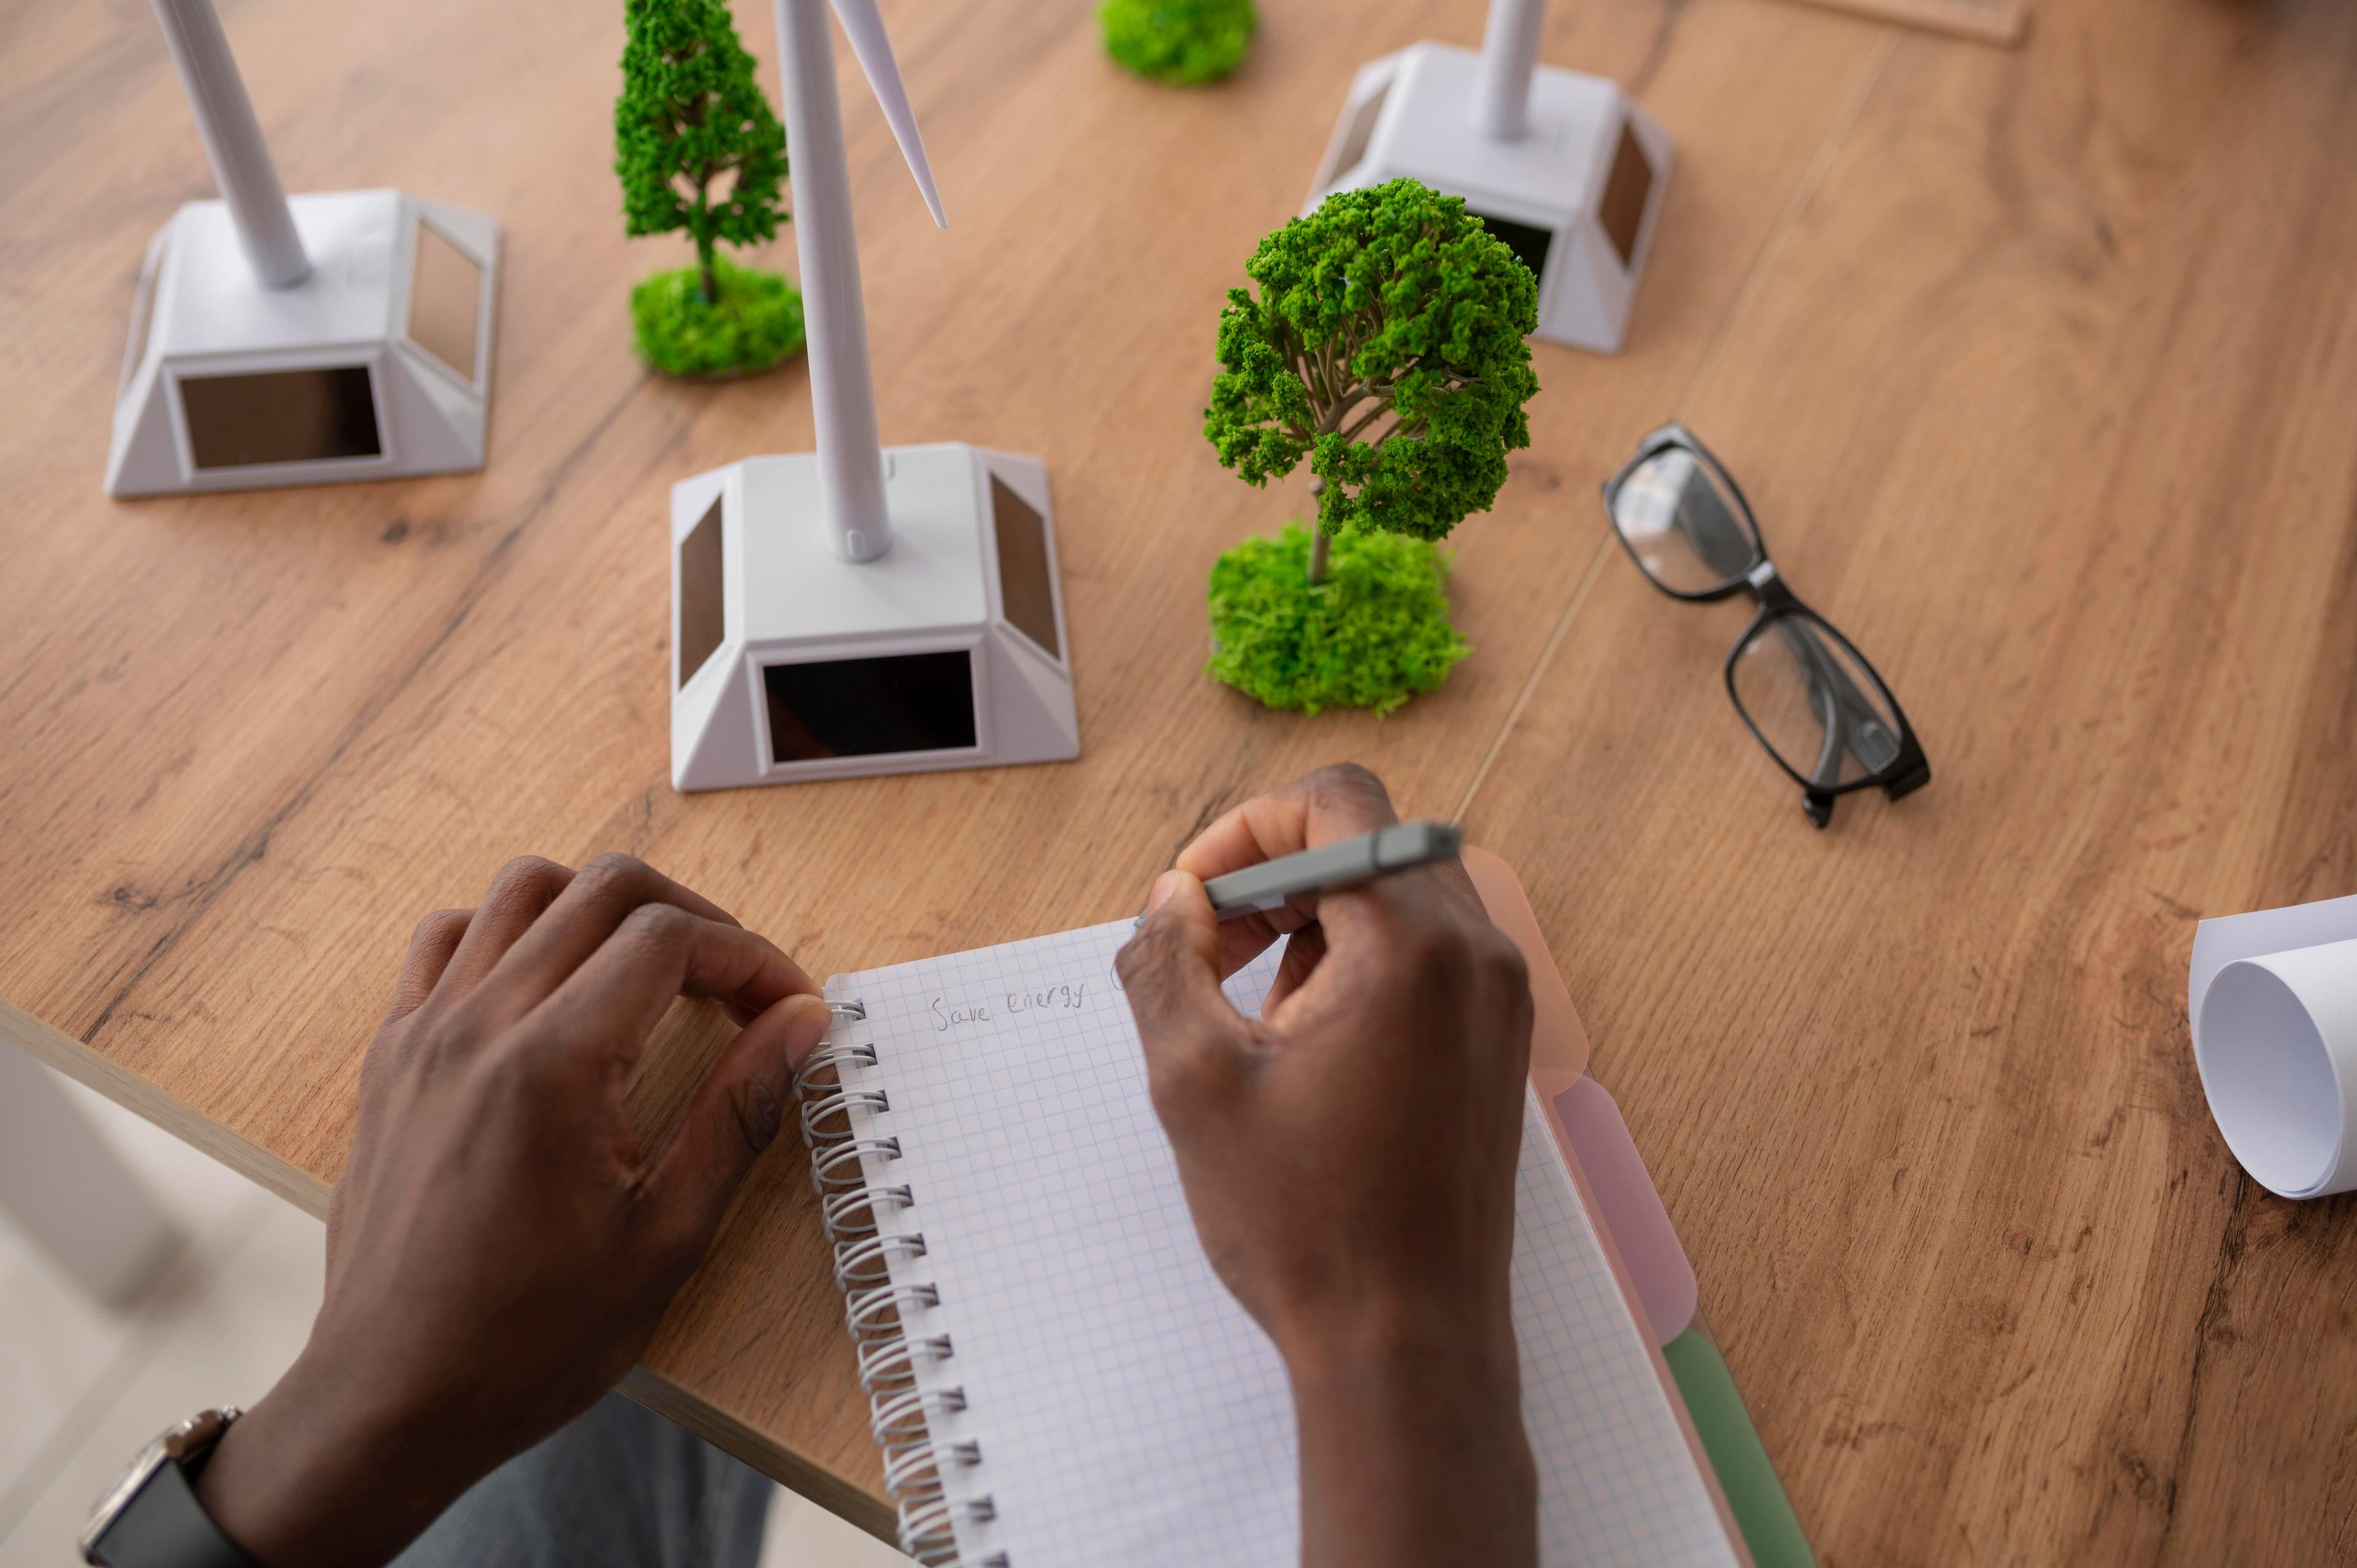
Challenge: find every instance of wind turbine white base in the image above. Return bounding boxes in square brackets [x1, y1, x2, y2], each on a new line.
[106, 190, 498, 497]
[1307, 44, 1673, 355]
[668, 443, 1080, 792]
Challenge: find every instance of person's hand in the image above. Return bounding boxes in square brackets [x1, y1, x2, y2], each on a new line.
[1115, 764, 1538, 1568]
[196, 854, 833, 1568]
[1116, 763, 1532, 1369]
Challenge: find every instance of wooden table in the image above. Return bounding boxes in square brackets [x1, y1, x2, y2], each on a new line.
[6, 0, 2354, 1558]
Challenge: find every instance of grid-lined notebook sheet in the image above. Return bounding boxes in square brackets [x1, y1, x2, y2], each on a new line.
[816, 919, 1741, 1568]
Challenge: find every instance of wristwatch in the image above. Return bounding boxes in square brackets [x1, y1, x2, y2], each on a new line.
[78, 1408, 261, 1568]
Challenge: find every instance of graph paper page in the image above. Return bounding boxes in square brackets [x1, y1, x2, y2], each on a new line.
[828, 919, 1738, 1568]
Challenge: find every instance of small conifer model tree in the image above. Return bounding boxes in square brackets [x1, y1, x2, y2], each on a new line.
[1198, 179, 1539, 716]
[615, 0, 803, 376]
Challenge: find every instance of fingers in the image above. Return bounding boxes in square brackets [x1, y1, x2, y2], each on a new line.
[1301, 863, 1468, 964]
[1263, 919, 1326, 1013]
[480, 854, 746, 1023]
[1176, 765, 1400, 978]
[1118, 872, 1252, 1125]
[650, 991, 835, 1249]
[1276, 869, 1524, 1070]
[386, 908, 471, 1022]
[1177, 762, 1399, 874]
[522, 902, 820, 1075]
[435, 857, 576, 999]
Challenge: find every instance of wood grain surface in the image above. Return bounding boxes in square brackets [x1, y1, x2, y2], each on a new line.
[1769, 0, 2026, 48]
[2, 0, 2351, 1559]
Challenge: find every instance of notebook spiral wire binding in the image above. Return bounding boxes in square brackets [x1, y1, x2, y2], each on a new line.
[795, 1001, 1008, 1568]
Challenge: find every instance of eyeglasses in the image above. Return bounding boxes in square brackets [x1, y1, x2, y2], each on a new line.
[1601, 422, 1930, 828]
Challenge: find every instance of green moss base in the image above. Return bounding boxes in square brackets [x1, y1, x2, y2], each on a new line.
[1207, 522, 1470, 717]
[630, 258, 805, 378]
[1100, 0, 1255, 85]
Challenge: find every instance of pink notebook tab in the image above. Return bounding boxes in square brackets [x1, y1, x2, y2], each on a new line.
[1463, 847, 1700, 1347]
[1555, 1076, 1699, 1345]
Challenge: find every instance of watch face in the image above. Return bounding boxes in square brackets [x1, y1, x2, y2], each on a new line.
[77, 1437, 167, 1563]
[77, 1408, 239, 1564]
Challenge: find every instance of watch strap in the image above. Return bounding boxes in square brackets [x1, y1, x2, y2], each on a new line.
[89, 1457, 260, 1568]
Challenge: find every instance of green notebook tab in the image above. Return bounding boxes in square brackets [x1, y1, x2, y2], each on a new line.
[1665, 1326, 1816, 1568]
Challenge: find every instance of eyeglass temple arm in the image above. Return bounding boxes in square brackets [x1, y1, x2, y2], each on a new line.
[1676, 481, 1760, 582]
[1773, 618, 1903, 786]
[1760, 620, 1846, 829]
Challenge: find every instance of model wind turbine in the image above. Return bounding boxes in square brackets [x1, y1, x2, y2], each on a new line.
[667, 0, 1078, 792]
[107, 0, 499, 497]
[1306, 0, 1673, 355]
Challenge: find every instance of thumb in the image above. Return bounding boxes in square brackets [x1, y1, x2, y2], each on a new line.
[655, 991, 834, 1250]
[1117, 872, 1245, 1105]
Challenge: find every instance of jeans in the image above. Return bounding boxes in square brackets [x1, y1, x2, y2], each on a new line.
[389, 1393, 772, 1568]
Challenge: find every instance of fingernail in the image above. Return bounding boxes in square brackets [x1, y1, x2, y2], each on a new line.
[1148, 871, 1186, 913]
[778, 994, 834, 1069]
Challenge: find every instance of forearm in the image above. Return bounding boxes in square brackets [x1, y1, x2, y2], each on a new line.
[1286, 1305, 1537, 1568]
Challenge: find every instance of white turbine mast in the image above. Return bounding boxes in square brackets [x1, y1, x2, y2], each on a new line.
[1469, 0, 1547, 142]
[150, 0, 310, 287]
[768, 0, 944, 564]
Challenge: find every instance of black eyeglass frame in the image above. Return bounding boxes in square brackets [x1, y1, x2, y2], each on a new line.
[1600, 421, 1932, 828]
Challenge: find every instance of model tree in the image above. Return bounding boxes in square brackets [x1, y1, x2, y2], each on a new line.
[615, 0, 803, 377]
[1201, 178, 1539, 715]
[1100, 0, 1256, 86]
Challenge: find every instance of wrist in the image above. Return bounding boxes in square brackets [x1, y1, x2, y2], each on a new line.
[1285, 1296, 1524, 1445]
[1277, 1284, 1518, 1394]
[193, 1347, 471, 1568]
[1283, 1296, 1536, 1568]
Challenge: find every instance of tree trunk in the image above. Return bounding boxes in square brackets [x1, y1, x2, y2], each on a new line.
[694, 174, 718, 304]
[1306, 476, 1330, 587]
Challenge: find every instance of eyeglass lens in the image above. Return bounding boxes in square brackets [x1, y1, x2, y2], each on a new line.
[1731, 612, 1904, 788]
[1609, 447, 1763, 595]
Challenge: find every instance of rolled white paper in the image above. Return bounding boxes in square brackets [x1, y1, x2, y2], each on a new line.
[2189, 895, 2357, 1199]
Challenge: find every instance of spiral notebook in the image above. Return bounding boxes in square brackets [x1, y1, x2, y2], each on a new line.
[794, 919, 1747, 1568]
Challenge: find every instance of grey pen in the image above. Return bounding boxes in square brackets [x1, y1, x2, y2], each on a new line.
[1137, 821, 1463, 925]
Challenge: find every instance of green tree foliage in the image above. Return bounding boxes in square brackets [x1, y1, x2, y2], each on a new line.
[615, 0, 787, 305]
[1100, 0, 1255, 87]
[1204, 179, 1539, 583]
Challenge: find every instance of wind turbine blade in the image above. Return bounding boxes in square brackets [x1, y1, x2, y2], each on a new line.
[827, 0, 946, 228]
